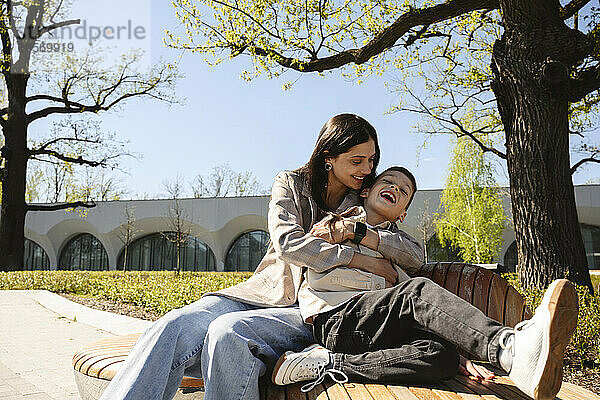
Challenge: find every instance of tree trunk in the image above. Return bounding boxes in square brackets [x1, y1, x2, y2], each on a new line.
[491, 0, 593, 291]
[0, 73, 30, 271]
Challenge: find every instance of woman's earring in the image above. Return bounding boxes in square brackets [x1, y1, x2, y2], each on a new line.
[325, 162, 333, 171]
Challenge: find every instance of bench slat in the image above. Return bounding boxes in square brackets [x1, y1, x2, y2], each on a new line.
[440, 379, 484, 400]
[364, 384, 395, 399]
[444, 264, 465, 295]
[343, 383, 375, 400]
[324, 381, 352, 399]
[471, 269, 493, 316]
[486, 275, 508, 324]
[457, 265, 478, 304]
[408, 386, 444, 400]
[431, 263, 447, 287]
[503, 286, 525, 328]
[387, 385, 422, 400]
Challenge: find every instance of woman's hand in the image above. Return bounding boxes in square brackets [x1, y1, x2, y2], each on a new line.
[310, 218, 352, 244]
[458, 355, 495, 381]
[347, 253, 398, 286]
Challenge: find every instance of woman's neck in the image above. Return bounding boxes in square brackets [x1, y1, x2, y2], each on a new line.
[324, 177, 348, 211]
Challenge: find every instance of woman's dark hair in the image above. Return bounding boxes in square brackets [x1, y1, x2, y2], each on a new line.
[296, 114, 380, 211]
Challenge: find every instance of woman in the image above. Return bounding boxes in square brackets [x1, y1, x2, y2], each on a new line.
[99, 114, 427, 400]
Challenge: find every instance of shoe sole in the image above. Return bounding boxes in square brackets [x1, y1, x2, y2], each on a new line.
[272, 351, 292, 385]
[534, 279, 578, 400]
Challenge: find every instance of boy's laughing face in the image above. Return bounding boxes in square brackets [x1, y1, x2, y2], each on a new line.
[361, 170, 414, 225]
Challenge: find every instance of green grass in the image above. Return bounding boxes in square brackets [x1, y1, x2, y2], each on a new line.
[1, 270, 598, 369]
[0, 270, 252, 316]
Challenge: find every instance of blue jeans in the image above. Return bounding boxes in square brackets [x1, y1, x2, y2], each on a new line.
[98, 295, 313, 400]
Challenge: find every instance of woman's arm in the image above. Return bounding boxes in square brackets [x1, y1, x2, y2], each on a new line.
[268, 172, 355, 274]
[311, 217, 424, 276]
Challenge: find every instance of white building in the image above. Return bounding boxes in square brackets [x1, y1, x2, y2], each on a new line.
[23, 185, 600, 272]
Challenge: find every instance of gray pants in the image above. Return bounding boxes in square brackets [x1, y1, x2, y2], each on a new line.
[312, 277, 509, 383]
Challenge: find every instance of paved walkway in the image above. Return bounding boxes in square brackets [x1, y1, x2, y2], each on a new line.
[0, 290, 150, 400]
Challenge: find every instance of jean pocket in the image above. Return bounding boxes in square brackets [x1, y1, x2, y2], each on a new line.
[326, 331, 373, 354]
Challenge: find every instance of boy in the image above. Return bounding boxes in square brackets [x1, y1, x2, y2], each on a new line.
[273, 167, 578, 400]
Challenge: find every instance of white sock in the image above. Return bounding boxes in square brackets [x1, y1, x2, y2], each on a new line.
[498, 333, 514, 372]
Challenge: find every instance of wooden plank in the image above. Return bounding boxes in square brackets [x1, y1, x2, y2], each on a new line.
[306, 383, 330, 400]
[420, 263, 436, 280]
[264, 383, 286, 400]
[440, 379, 483, 400]
[471, 268, 493, 315]
[364, 384, 397, 399]
[558, 381, 600, 400]
[179, 377, 204, 389]
[408, 386, 443, 400]
[428, 382, 467, 400]
[324, 382, 352, 400]
[444, 264, 465, 295]
[457, 265, 478, 304]
[477, 378, 529, 400]
[486, 275, 508, 324]
[503, 286, 525, 328]
[386, 385, 421, 400]
[287, 384, 308, 400]
[343, 383, 374, 400]
[453, 376, 502, 400]
[431, 263, 449, 287]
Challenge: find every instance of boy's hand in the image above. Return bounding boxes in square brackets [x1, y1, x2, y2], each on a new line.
[458, 355, 495, 381]
[310, 219, 351, 243]
[347, 254, 398, 285]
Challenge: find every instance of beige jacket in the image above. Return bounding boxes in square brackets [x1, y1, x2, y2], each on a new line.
[215, 170, 424, 308]
[298, 206, 411, 322]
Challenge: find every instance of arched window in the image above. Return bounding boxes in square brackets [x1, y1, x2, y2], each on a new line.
[117, 233, 216, 271]
[24, 239, 50, 270]
[503, 241, 518, 272]
[225, 230, 270, 272]
[504, 224, 600, 271]
[581, 224, 600, 269]
[59, 233, 109, 270]
[425, 234, 462, 263]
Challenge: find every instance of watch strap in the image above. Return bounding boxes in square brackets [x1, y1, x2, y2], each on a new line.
[352, 221, 367, 244]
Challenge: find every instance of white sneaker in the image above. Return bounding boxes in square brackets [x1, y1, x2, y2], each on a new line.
[271, 344, 348, 392]
[500, 279, 578, 400]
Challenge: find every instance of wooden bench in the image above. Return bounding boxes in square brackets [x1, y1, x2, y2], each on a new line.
[72, 262, 600, 400]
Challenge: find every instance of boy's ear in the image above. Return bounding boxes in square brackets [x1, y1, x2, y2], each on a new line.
[360, 188, 370, 198]
[397, 211, 407, 223]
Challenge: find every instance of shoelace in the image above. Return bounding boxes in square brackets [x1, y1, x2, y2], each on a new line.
[300, 364, 348, 393]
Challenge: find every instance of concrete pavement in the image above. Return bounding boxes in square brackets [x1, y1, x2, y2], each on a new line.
[0, 290, 151, 400]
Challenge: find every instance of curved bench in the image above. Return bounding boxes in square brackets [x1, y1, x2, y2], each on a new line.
[72, 262, 598, 400]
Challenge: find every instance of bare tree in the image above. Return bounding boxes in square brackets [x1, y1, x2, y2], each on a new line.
[117, 204, 141, 272]
[191, 164, 266, 198]
[162, 175, 192, 273]
[0, 1, 180, 270]
[416, 198, 437, 264]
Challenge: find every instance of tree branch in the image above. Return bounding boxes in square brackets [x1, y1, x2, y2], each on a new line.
[37, 19, 80, 39]
[245, 0, 499, 72]
[28, 148, 108, 167]
[27, 201, 96, 212]
[569, 64, 600, 102]
[559, 0, 591, 20]
[571, 157, 600, 174]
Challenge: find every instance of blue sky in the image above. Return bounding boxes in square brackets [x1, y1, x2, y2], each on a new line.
[29, 1, 599, 198]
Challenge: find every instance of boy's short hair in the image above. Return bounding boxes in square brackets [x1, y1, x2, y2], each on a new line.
[376, 166, 417, 211]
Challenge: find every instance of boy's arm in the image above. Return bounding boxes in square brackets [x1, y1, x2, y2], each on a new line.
[314, 219, 424, 276]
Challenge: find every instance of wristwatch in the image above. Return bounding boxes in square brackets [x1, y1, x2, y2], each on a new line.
[352, 221, 367, 244]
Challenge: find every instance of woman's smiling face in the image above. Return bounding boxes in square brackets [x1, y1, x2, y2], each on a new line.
[326, 138, 376, 191]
